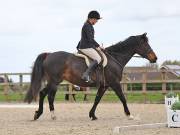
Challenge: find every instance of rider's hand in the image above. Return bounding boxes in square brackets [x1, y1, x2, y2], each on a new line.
[97, 46, 103, 51]
[99, 46, 105, 50]
[100, 43, 105, 50]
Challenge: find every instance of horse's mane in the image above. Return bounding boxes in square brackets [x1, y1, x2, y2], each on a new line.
[105, 36, 136, 53]
[105, 34, 149, 53]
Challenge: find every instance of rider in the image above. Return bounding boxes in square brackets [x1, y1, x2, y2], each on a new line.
[77, 10, 105, 82]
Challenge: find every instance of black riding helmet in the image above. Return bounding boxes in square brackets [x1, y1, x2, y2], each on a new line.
[88, 11, 102, 19]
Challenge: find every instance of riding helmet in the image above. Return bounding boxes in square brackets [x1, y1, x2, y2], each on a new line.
[88, 10, 102, 19]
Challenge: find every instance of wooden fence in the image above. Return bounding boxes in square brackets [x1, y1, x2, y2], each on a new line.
[0, 69, 180, 102]
[121, 69, 180, 93]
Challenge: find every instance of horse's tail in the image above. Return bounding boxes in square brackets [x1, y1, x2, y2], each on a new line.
[24, 53, 48, 103]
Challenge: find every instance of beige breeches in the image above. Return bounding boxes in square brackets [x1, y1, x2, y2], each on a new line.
[79, 48, 106, 64]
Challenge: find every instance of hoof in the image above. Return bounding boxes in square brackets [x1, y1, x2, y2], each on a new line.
[89, 111, 98, 120]
[50, 111, 57, 120]
[34, 111, 39, 120]
[51, 116, 57, 120]
[34, 111, 42, 120]
[89, 114, 98, 120]
[91, 116, 98, 120]
[127, 115, 134, 120]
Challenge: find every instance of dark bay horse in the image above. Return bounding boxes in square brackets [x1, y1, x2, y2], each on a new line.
[25, 33, 157, 120]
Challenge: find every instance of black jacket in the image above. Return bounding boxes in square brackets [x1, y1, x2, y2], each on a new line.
[77, 21, 100, 49]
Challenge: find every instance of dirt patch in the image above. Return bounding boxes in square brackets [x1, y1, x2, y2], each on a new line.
[0, 103, 179, 135]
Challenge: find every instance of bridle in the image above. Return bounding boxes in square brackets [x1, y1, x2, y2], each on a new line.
[135, 36, 153, 59]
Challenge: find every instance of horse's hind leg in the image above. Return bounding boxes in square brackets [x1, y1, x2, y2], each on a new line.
[47, 83, 58, 120]
[89, 86, 108, 120]
[34, 87, 48, 120]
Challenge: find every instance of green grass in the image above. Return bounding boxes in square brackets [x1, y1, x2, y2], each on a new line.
[0, 85, 4, 91]
[0, 92, 24, 102]
[0, 90, 179, 103]
[54, 91, 120, 102]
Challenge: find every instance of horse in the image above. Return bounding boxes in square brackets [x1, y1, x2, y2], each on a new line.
[25, 33, 157, 120]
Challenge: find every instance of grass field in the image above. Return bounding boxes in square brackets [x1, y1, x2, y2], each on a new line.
[0, 87, 179, 103]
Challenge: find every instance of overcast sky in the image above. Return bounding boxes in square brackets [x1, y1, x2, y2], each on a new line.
[0, 0, 180, 73]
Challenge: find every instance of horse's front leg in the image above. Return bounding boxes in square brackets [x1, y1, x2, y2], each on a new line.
[34, 87, 48, 120]
[89, 86, 108, 120]
[110, 83, 133, 120]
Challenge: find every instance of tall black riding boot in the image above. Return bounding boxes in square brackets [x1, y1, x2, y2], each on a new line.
[82, 60, 98, 82]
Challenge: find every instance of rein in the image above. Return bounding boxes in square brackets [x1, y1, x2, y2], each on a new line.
[133, 55, 143, 58]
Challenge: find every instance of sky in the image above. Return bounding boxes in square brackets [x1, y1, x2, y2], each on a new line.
[0, 0, 180, 73]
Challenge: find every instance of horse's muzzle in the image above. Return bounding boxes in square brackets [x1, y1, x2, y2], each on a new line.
[147, 51, 157, 63]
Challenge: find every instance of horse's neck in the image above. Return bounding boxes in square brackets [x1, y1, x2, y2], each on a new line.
[110, 48, 135, 68]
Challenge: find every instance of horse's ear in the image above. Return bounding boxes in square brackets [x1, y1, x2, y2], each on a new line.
[142, 32, 147, 37]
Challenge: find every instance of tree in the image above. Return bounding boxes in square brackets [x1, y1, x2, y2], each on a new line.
[162, 60, 180, 66]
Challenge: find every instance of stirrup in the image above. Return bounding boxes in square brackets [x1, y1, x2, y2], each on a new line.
[85, 76, 90, 82]
[82, 75, 94, 83]
[82, 75, 90, 82]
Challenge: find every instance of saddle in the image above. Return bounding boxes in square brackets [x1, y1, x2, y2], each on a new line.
[74, 50, 107, 67]
[74, 50, 107, 86]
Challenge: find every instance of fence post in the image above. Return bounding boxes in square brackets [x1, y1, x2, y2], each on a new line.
[68, 84, 74, 102]
[19, 74, 23, 87]
[123, 72, 128, 91]
[142, 71, 147, 92]
[122, 72, 128, 99]
[161, 69, 167, 94]
[19, 74, 23, 99]
[142, 71, 147, 103]
[4, 74, 9, 101]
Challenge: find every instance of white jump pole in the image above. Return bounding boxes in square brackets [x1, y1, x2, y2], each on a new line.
[0, 104, 38, 108]
[113, 122, 167, 134]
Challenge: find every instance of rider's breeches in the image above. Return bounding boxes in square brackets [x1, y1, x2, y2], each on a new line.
[79, 48, 105, 64]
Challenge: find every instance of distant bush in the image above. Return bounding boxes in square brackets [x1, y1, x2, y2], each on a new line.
[171, 101, 180, 110]
[127, 83, 142, 91]
[166, 91, 176, 98]
[147, 83, 162, 90]
[127, 83, 180, 91]
[167, 83, 180, 90]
